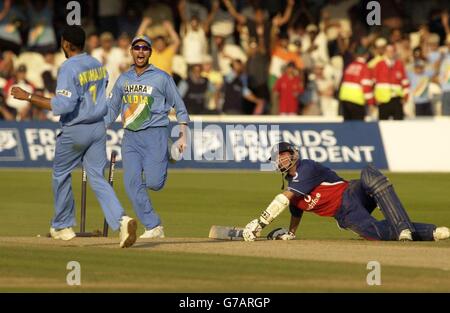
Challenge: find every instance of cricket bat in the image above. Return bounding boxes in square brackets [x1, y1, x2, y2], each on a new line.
[208, 225, 244, 241]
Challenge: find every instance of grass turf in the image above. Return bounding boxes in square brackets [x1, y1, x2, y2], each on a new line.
[0, 169, 449, 292]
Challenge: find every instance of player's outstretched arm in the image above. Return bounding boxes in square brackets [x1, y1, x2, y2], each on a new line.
[243, 191, 294, 241]
[10, 87, 52, 110]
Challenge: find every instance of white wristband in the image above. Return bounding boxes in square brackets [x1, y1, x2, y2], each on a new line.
[27, 93, 32, 100]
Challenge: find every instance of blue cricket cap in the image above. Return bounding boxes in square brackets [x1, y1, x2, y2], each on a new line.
[131, 35, 152, 47]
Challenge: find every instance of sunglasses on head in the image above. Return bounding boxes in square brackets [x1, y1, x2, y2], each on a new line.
[132, 45, 151, 52]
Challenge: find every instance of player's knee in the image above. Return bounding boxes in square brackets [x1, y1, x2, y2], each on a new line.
[146, 178, 166, 191]
[360, 164, 391, 195]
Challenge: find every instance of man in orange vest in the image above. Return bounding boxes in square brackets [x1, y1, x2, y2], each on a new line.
[338, 46, 374, 120]
[373, 44, 410, 120]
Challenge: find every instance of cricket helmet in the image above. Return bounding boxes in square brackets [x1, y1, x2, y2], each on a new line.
[269, 142, 299, 173]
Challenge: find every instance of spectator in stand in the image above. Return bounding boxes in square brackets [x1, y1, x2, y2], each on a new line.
[408, 59, 434, 116]
[117, 33, 133, 74]
[308, 60, 338, 116]
[26, 0, 56, 53]
[0, 50, 14, 80]
[91, 32, 124, 94]
[373, 44, 410, 120]
[181, 0, 208, 22]
[222, 0, 295, 55]
[178, 64, 215, 114]
[178, 0, 218, 66]
[30, 88, 47, 120]
[137, 20, 180, 75]
[0, 89, 14, 120]
[0, 0, 24, 54]
[273, 62, 303, 115]
[86, 33, 100, 55]
[41, 51, 57, 94]
[222, 59, 264, 115]
[368, 37, 387, 69]
[201, 54, 223, 112]
[247, 37, 270, 112]
[425, 33, 442, 77]
[269, 32, 304, 113]
[304, 24, 329, 65]
[439, 34, 450, 115]
[137, 0, 174, 40]
[210, 23, 247, 75]
[338, 46, 374, 121]
[3, 64, 34, 120]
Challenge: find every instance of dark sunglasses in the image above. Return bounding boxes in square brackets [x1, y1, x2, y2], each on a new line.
[132, 45, 151, 52]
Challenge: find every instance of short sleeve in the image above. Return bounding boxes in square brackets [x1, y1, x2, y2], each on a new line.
[51, 65, 79, 116]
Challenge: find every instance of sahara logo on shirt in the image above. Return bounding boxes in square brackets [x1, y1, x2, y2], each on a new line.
[56, 89, 72, 98]
[122, 82, 154, 131]
[123, 84, 153, 94]
[122, 84, 154, 105]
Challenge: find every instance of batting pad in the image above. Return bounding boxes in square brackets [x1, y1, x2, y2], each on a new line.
[208, 226, 244, 241]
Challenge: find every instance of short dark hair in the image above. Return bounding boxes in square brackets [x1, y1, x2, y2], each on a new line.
[62, 25, 86, 50]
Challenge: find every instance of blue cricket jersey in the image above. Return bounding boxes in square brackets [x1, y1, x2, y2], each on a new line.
[105, 64, 190, 130]
[51, 53, 109, 126]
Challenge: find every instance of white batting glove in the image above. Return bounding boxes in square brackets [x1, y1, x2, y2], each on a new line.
[267, 228, 296, 240]
[243, 219, 262, 242]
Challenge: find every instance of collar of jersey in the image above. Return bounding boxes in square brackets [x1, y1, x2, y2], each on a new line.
[131, 64, 155, 77]
[70, 52, 88, 60]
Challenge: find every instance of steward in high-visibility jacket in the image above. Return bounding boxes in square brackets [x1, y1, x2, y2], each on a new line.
[373, 45, 409, 120]
[338, 48, 374, 120]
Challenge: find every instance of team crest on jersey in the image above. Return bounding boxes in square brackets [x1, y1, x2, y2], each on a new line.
[56, 89, 72, 98]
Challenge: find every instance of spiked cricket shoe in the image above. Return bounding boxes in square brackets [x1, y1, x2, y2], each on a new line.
[433, 227, 450, 241]
[119, 216, 137, 248]
[398, 229, 413, 241]
[50, 227, 76, 241]
[139, 225, 165, 239]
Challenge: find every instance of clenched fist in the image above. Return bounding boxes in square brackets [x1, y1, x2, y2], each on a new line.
[11, 87, 30, 101]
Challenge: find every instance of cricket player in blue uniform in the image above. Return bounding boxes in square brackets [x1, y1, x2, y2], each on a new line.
[105, 35, 189, 239]
[243, 142, 450, 242]
[11, 25, 137, 248]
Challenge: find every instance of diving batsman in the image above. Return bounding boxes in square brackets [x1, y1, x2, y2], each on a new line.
[243, 142, 450, 242]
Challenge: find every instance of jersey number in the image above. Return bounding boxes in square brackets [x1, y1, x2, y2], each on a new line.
[89, 85, 97, 104]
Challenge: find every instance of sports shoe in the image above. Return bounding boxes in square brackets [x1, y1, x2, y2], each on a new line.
[398, 229, 413, 241]
[50, 227, 76, 241]
[119, 216, 137, 248]
[433, 227, 450, 241]
[139, 225, 165, 239]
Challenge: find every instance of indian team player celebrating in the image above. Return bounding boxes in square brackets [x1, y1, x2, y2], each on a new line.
[242, 142, 450, 242]
[105, 35, 189, 239]
[11, 25, 137, 248]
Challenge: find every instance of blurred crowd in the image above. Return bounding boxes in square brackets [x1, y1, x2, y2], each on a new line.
[1, 0, 450, 121]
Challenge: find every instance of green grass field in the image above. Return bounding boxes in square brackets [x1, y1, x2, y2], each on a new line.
[0, 169, 449, 292]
